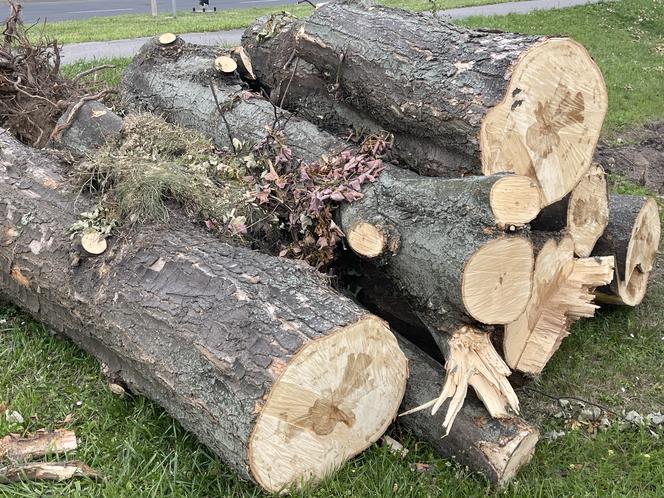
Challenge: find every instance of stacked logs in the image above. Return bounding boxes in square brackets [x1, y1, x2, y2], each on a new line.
[0, 0, 661, 493]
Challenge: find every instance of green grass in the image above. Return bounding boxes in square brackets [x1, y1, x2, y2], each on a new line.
[39, 0, 516, 44]
[461, 0, 664, 136]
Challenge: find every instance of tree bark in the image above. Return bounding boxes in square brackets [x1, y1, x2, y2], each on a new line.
[0, 131, 408, 493]
[337, 166, 536, 327]
[122, 37, 346, 163]
[243, 2, 607, 206]
[592, 194, 661, 306]
[397, 336, 538, 487]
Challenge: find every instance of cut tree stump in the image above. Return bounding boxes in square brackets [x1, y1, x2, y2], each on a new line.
[592, 194, 661, 306]
[122, 37, 346, 163]
[0, 131, 408, 493]
[503, 234, 615, 375]
[397, 336, 538, 487]
[242, 2, 608, 206]
[531, 164, 609, 257]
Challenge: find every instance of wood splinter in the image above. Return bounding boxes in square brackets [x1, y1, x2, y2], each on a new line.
[401, 326, 519, 434]
[0, 429, 77, 461]
[504, 235, 615, 375]
[0, 461, 99, 483]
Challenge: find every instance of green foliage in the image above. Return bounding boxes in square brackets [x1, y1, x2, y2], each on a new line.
[461, 0, 664, 136]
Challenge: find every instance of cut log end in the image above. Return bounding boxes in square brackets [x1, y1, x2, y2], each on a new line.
[462, 237, 534, 325]
[481, 38, 608, 206]
[489, 175, 541, 227]
[80, 231, 107, 255]
[401, 327, 519, 434]
[158, 33, 177, 45]
[248, 315, 408, 492]
[615, 198, 660, 306]
[490, 422, 539, 486]
[567, 164, 609, 257]
[214, 55, 238, 74]
[504, 237, 615, 375]
[346, 222, 386, 258]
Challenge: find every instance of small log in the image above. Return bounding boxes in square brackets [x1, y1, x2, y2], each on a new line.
[0, 461, 99, 483]
[0, 131, 408, 493]
[592, 194, 661, 306]
[531, 164, 609, 257]
[397, 336, 538, 486]
[243, 2, 607, 206]
[0, 429, 77, 462]
[503, 234, 615, 375]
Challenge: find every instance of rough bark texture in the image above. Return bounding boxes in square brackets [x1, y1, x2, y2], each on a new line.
[0, 131, 407, 492]
[122, 37, 346, 162]
[242, 1, 606, 208]
[337, 166, 534, 327]
[397, 336, 538, 486]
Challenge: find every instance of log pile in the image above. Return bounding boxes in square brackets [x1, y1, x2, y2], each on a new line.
[1, 0, 661, 493]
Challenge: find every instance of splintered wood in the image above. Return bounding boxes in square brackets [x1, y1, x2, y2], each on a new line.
[0, 429, 77, 461]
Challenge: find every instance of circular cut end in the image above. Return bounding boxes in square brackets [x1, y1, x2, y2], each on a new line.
[248, 315, 408, 493]
[347, 222, 386, 258]
[81, 231, 107, 255]
[480, 38, 608, 206]
[620, 198, 660, 305]
[158, 33, 177, 45]
[214, 55, 238, 74]
[462, 237, 534, 324]
[489, 175, 541, 227]
[567, 164, 609, 257]
[498, 427, 539, 485]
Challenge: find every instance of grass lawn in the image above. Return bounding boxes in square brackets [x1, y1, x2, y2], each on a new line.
[39, 0, 516, 44]
[2, 0, 664, 496]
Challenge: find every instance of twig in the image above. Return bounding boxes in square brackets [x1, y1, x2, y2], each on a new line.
[279, 56, 299, 111]
[519, 385, 617, 416]
[72, 64, 116, 83]
[208, 79, 236, 151]
[298, 0, 317, 7]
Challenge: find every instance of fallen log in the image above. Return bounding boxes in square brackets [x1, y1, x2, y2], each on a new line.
[337, 167, 536, 326]
[397, 336, 538, 487]
[503, 234, 614, 375]
[0, 131, 409, 493]
[243, 1, 608, 206]
[122, 37, 345, 163]
[592, 194, 661, 306]
[531, 164, 609, 257]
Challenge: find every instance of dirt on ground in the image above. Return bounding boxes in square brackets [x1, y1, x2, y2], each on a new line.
[595, 120, 664, 194]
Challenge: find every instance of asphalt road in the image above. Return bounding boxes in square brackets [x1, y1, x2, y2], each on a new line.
[0, 0, 293, 23]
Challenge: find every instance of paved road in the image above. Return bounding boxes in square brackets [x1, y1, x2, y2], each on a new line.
[1, 0, 291, 23]
[53, 0, 603, 62]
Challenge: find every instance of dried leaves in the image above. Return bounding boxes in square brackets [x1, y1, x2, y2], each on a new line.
[251, 129, 391, 267]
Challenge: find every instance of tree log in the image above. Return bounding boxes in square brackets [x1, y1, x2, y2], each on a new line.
[242, 1, 607, 206]
[337, 166, 536, 326]
[503, 234, 614, 375]
[0, 131, 408, 493]
[121, 37, 345, 163]
[397, 336, 538, 487]
[531, 164, 609, 257]
[592, 194, 661, 306]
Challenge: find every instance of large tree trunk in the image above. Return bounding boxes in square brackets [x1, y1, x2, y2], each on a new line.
[121, 37, 345, 163]
[397, 336, 538, 487]
[0, 131, 409, 493]
[242, 2, 608, 206]
[592, 194, 661, 306]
